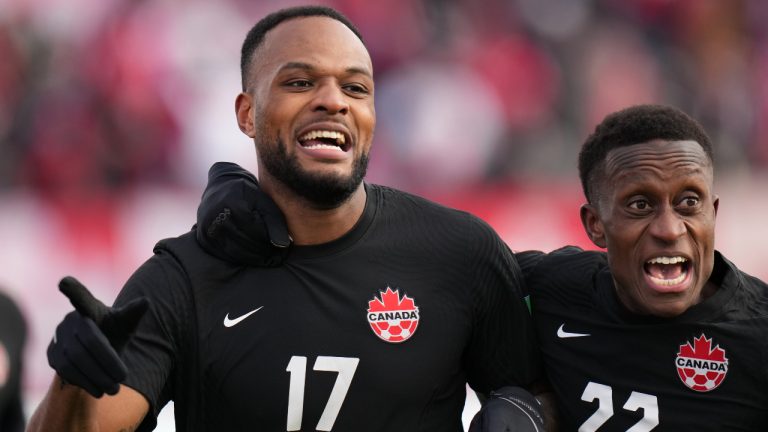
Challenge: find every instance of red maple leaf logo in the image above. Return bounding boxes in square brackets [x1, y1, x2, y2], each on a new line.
[366, 287, 420, 343]
[677, 334, 727, 362]
[675, 333, 729, 392]
[368, 287, 416, 312]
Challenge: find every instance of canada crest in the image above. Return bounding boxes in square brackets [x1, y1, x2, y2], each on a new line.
[367, 287, 420, 343]
[675, 334, 728, 392]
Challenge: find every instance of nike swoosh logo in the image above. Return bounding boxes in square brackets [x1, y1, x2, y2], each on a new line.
[223, 306, 264, 328]
[557, 323, 590, 338]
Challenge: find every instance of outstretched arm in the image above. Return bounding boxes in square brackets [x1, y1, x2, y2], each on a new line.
[27, 277, 151, 432]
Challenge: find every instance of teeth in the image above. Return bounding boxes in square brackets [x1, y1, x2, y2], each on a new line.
[647, 256, 687, 265]
[302, 143, 343, 151]
[648, 273, 687, 286]
[298, 130, 346, 145]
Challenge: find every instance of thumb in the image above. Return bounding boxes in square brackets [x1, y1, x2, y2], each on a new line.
[101, 297, 149, 352]
[59, 276, 108, 325]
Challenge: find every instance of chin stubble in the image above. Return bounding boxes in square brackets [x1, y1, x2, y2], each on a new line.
[258, 137, 369, 209]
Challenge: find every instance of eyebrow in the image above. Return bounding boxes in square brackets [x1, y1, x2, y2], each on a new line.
[277, 61, 372, 78]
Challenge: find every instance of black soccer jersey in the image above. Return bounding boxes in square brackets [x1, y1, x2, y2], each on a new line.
[520, 247, 768, 431]
[114, 181, 540, 431]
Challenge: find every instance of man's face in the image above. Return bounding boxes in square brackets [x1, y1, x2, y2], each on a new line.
[236, 16, 375, 208]
[581, 139, 719, 317]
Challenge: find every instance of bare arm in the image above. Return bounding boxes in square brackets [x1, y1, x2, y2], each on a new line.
[27, 376, 149, 432]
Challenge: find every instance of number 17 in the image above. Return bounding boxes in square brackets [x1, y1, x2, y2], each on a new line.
[286, 356, 360, 431]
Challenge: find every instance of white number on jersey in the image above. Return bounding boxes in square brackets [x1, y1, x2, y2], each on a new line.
[579, 381, 659, 432]
[286, 356, 360, 431]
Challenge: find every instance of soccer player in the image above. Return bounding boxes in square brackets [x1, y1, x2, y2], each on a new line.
[517, 104, 768, 430]
[28, 6, 543, 431]
[0, 289, 26, 432]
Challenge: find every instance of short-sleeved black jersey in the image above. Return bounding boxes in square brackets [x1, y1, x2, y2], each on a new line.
[114, 180, 540, 431]
[0, 291, 26, 432]
[520, 246, 768, 431]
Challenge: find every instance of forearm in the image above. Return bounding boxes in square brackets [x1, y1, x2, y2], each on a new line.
[27, 376, 100, 432]
[28, 376, 149, 432]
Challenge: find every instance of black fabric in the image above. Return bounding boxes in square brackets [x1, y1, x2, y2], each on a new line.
[528, 247, 768, 430]
[0, 291, 26, 432]
[114, 164, 541, 431]
[113, 252, 198, 432]
[469, 386, 545, 432]
[47, 277, 148, 398]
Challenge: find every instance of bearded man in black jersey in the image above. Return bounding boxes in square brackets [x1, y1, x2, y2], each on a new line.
[517, 104, 768, 430]
[29, 5, 545, 432]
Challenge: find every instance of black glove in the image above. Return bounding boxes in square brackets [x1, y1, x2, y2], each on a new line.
[469, 386, 545, 432]
[47, 276, 148, 398]
[196, 162, 291, 267]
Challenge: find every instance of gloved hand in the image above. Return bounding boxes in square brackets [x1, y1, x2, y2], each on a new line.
[469, 386, 546, 432]
[47, 276, 148, 398]
[196, 162, 291, 267]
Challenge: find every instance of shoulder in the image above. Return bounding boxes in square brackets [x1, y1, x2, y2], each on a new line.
[718, 252, 768, 310]
[526, 246, 608, 302]
[520, 246, 606, 276]
[115, 231, 203, 308]
[371, 183, 498, 238]
[722, 254, 768, 291]
[379, 185, 512, 269]
[153, 229, 241, 281]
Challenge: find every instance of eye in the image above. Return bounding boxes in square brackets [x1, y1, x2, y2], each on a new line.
[285, 79, 312, 89]
[343, 83, 369, 96]
[628, 199, 651, 211]
[677, 195, 700, 209]
[684, 197, 698, 206]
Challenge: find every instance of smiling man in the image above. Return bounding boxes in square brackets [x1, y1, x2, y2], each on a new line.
[517, 104, 768, 430]
[28, 5, 542, 432]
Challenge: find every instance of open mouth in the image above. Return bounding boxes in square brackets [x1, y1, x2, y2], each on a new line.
[297, 130, 351, 152]
[644, 256, 690, 287]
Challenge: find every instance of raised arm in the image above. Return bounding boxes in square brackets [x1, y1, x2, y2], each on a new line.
[27, 277, 150, 432]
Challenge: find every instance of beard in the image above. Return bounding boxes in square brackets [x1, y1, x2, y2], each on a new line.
[258, 136, 369, 209]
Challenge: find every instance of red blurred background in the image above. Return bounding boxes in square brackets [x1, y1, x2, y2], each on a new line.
[1, 0, 767, 427]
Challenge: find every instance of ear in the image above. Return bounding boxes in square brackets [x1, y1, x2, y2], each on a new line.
[580, 203, 607, 248]
[713, 195, 719, 216]
[235, 92, 256, 138]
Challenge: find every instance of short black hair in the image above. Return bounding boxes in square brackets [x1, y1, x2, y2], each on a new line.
[578, 104, 714, 204]
[240, 5, 364, 91]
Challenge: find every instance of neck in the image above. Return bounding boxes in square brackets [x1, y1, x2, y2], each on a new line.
[261, 179, 367, 246]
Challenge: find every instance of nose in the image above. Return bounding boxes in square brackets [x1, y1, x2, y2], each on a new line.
[312, 82, 349, 115]
[649, 205, 686, 243]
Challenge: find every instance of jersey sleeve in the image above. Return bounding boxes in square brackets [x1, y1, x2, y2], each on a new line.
[112, 250, 193, 430]
[513, 250, 546, 297]
[463, 218, 542, 395]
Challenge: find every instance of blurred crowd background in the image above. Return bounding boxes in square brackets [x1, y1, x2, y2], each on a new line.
[1, 0, 768, 428]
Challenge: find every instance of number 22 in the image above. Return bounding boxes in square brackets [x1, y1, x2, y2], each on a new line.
[579, 382, 659, 432]
[286, 356, 359, 431]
